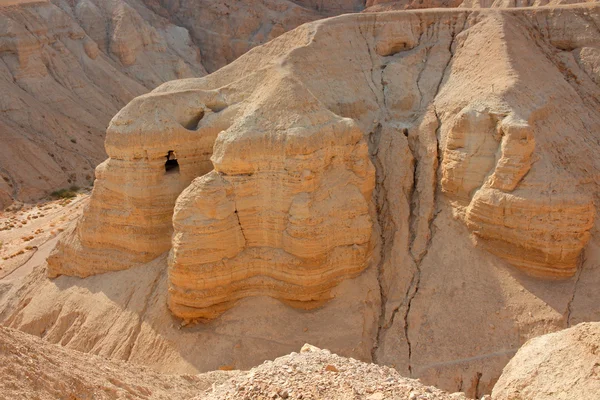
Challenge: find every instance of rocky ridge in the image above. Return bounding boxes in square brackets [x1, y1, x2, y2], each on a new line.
[0, 0, 344, 209]
[1, 3, 600, 399]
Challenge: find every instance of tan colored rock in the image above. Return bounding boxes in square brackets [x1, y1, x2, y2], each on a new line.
[0, 0, 347, 210]
[168, 80, 375, 318]
[365, 0, 597, 10]
[47, 88, 229, 277]
[200, 345, 470, 400]
[2, 5, 600, 400]
[0, 324, 236, 400]
[0, 0, 206, 209]
[139, 0, 333, 73]
[493, 322, 600, 399]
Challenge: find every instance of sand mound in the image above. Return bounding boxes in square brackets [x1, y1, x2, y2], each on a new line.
[200, 344, 469, 400]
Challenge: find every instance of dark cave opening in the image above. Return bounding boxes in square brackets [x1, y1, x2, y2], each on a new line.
[165, 150, 179, 174]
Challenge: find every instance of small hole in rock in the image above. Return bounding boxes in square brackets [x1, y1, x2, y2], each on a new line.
[403, 128, 409, 137]
[165, 151, 179, 174]
[183, 110, 205, 130]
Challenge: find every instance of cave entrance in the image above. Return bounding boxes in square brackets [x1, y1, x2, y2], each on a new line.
[165, 150, 179, 174]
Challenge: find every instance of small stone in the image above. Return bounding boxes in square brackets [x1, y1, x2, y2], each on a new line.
[280, 389, 289, 399]
[300, 344, 320, 353]
[367, 392, 384, 400]
[324, 364, 338, 372]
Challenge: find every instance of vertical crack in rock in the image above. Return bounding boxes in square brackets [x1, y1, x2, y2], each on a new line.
[566, 251, 585, 327]
[357, 16, 384, 110]
[369, 122, 387, 364]
[233, 198, 248, 245]
[474, 371, 483, 398]
[402, 16, 465, 375]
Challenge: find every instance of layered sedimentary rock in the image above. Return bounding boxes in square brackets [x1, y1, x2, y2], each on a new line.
[49, 4, 599, 304]
[0, 0, 206, 208]
[365, 0, 598, 10]
[47, 88, 230, 277]
[0, 0, 343, 209]
[18, 4, 600, 397]
[139, 0, 345, 73]
[168, 80, 375, 318]
[440, 108, 595, 278]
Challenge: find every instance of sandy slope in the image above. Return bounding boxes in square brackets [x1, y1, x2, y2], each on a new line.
[0, 327, 469, 400]
[0, 325, 236, 400]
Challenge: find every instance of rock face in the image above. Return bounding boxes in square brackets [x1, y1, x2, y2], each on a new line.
[140, 0, 360, 73]
[47, 89, 227, 277]
[4, 4, 600, 399]
[493, 322, 600, 399]
[0, 0, 346, 209]
[168, 82, 375, 319]
[0, 0, 206, 209]
[365, 0, 597, 10]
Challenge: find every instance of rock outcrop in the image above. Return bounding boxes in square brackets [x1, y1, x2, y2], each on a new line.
[3, 4, 600, 399]
[47, 89, 228, 277]
[0, 0, 346, 209]
[365, 0, 597, 10]
[169, 89, 375, 319]
[493, 322, 600, 399]
[0, 0, 206, 209]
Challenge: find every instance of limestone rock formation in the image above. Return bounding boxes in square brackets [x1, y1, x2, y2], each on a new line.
[169, 94, 375, 319]
[139, 0, 358, 74]
[0, 0, 346, 209]
[3, 4, 600, 399]
[47, 88, 228, 277]
[0, 0, 206, 209]
[492, 322, 600, 399]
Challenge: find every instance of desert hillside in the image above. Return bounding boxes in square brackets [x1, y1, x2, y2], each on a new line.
[0, 0, 343, 209]
[1, 3, 599, 399]
[2, 0, 598, 208]
[1, 325, 474, 400]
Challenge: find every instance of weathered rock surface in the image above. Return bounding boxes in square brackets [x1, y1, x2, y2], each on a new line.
[140, 0, 358, 73]
[492, 322, 600, 399]
[168, 79, 375, 319]
[0, 0, 206, 209]
[3, 4, 600, 399]
[0, 0, 347, 210]
[0, 326, 471, 400]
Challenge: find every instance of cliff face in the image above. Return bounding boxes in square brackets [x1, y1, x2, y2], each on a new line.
[0, 0, 206, 208]
[33, 5, 600, 397]
[0, 0, 342, 209]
